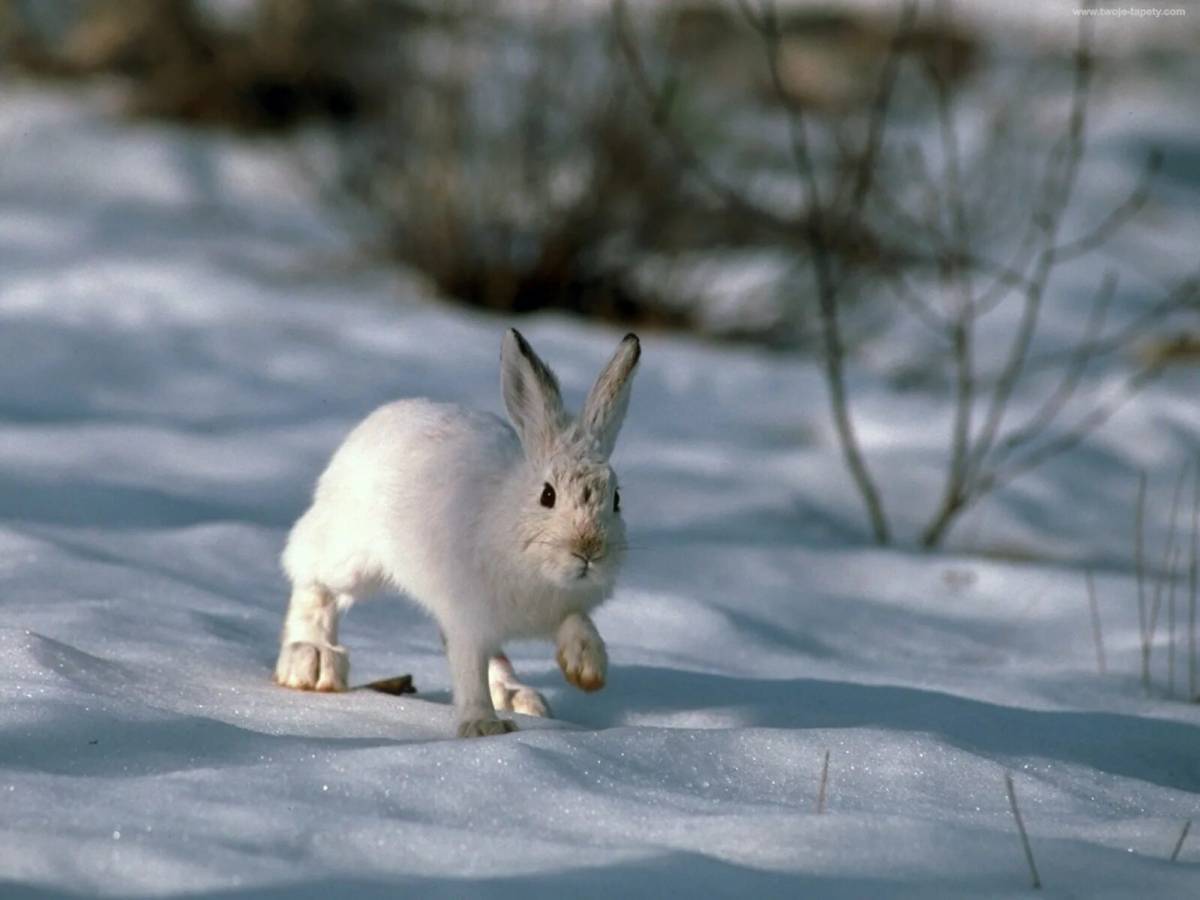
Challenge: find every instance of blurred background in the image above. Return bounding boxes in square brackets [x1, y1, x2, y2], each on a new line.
[1, 0, 1194, 348]
[0, 0, 1197, 550]
[4, 9, 1200, 891]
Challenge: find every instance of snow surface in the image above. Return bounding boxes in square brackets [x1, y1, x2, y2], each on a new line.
[1, 74, 1199, 899]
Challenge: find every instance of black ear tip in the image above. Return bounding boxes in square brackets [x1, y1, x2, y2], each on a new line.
[508, 328, 532, 355]
[622, 333, 641, 363]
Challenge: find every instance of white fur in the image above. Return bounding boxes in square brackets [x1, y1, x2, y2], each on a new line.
[274, 330, 639, 737]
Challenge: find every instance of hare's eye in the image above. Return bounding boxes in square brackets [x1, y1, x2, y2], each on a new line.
[540, 483, 556, 508]
[614, 489, 621, 513]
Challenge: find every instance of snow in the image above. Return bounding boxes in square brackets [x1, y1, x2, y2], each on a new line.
[1, 76, 1198, 899]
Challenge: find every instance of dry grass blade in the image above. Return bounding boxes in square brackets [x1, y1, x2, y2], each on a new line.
[1170, 819, 1191, 862]
[1145, 464, 1193, 693]
[1136, 470, 1149, 687]
[1169, 554, 1179, 698]
[817, 749, 831, 814]
[1085, 569, 1106, 675]
[1190, 460, 1199, 701]
[1005, 772, 1042, 890]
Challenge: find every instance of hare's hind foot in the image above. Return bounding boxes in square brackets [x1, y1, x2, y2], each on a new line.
[275, 584, 350, 692]
[489, 654, 551, 718]
[504, 688, 551, 718]
[274, 641, 349, 692]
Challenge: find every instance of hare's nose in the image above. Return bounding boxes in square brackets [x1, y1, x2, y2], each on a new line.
[574, 532, 604, 561]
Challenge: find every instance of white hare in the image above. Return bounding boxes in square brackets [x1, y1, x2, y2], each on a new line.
[274, 329, 640, 737]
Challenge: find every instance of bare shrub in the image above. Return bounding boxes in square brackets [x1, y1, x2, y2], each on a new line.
[322, 3, 747, 332]
[616, 0, 1200, 547]
[0, 0, 391, 130]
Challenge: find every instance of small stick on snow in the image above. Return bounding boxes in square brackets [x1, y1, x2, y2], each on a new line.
[1085, 568, 1105, 674]
[361, 674, 416, 696]
[1005, 772, 1041, 890]
[816, 750, 830, 814]
[1169, 818, 1191, 863]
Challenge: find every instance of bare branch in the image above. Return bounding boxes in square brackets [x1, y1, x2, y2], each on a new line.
[1052, 150, 1162, 265]
[919, 0, 978, 547]
[988, 271, 1117, 465]
[970, 220, 1044, 316]
[610, 0, 798, 238]
[979, 361, 1164, 499]
[963, 8, 1096, 485]
[868, 165, 946, 250]
[1018, 276, 1200, 376]
[926, 2, 969, 254]
[922, 345, 1163, 548]
[882, 269, 954, 335]
[736, 0, 893, 544]
[846, 2, 918, 213]
[901, 141, 950, 239]
[747, 0, 824, 214]
[961, 248, 1042, 317]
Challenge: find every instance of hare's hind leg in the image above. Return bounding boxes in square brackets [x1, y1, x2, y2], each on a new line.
[274, 584, 350, 692]
[489, 654, 551, 718]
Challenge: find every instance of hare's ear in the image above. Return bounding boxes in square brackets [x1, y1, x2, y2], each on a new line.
[501, 329, 565, 459]
[581, 333, 640, 458]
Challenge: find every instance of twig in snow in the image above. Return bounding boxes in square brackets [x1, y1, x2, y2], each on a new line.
[1005, 772, 1042, 890]
[1169, 818, 1191, 863]
[1085, 568, 1106, 675]
[816, 749, 831, 814]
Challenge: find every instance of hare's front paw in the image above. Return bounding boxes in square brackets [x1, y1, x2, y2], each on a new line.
[457, 717, 518, 738]
[274, 642, 348, 692]
[556, 630, 607, 692]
